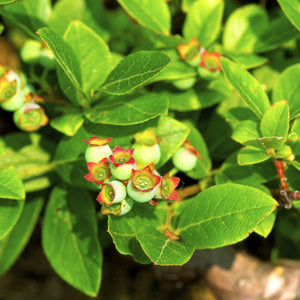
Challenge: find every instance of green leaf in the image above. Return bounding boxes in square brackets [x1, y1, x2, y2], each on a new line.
[48, 0, 108, 40]
[221, 57, 270, 119]
[37, 27, 82, 95]
[136, 226, 193, 265]
[0, 193, 44, 275]
[273, 64, 300, 119]
[0, 167, 25, 200]
[254, 211, 276, 238]
[42, 185, 102, 297]
[0, 133, 54, 183]
[237, 146, 269, 165]
[84, 94, 168, 125]
[231, 120, 260, 144]
[243, 137, 284, 150]
[0, 199, 24, 240]
[156, 117, 190, 168]
[278, 0, 300, 31]
[0, 0, 15, 4]
[253, 14, 300, 53]
[223, 4, 268, 54]
[100, 51, 171, 95]
[117, 0, 171, 35]
[176, 183, 278, 249]
[50, 107, 84, 136]
[260, 100, 289, 142]
[64, 20, 111, 94]
[0, 23, 3, 34]
[183, 0, 224, 47]
[1, 0, 51, 38]
[228, 53, 268, 69]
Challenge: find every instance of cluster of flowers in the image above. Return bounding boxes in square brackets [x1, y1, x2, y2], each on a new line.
[177, 37, 221, 72]
[83, 130, 202, 216]
[0, 66, 48, 132]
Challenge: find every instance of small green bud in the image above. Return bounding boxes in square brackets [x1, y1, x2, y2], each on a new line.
[20, 40, 42, 64]
[1, 88, 24, 111]
[172, 147, 197, 172]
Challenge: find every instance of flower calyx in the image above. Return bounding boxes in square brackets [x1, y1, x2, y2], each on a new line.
[199, 50, 221, 72]
[97, 180, 126, 206]
[84, 157, 111, 185]
[83, 136, 113, 163]
[177, 38, 202, 66]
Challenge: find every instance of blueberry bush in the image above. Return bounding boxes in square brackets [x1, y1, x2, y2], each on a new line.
[0, 0, 300, 296]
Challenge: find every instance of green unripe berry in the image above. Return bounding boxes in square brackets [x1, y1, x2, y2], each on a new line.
[197, 66, 219, 80]
[172, 147, 198, 172]
[132, 143, 161, 166]
[127, 180, 156, 203]
[172, 77, 196, 90]
[20, 40, 42, 64]
[85, 145, 113, 163]
[118, 197, 134, 216]
[1, 88, 24, 111]
[110, 164, 135, 181]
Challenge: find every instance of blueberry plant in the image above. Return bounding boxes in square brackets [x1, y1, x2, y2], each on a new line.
[0, 0, 300, 297]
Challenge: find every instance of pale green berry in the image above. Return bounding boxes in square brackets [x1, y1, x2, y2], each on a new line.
[127, 180, 156, 203]
[110, 164, 135, 181]
[172, 147, 198, 172]
[1, 88, 24, 111]
[118, 197, 134, 216]
[85, 144, 113, 163]
[20, 40, 42, 64]
[172, 77, 196, 90]
[132, 143, 161, 166]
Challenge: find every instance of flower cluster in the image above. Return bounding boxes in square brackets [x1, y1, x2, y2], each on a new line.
[83, 130, 181, 216]
[177, 37, 221, 72]
[0, 65, 48, 132]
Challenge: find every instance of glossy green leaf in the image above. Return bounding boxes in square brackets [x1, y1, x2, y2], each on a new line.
[260, 100, 289, 142]
[136, 226, 193, 265]
[50, 108, 84, 136]
[223, 4, 268, 54]
[0, 193, 44, 275]
[273, 64, 300, 119]
[0, 167, 25, 200]
[85, 94, 168, 125]
[37, 27, 82, 93]
[156, 116, 190, 168]
[1, 0, 51, 38]
[243, 137, 284, 150]
[42, 185, 102, 297]
[228, 53, 268, 69]
[176, 183, 278, 249]
[117, 0, 171, 35]
[64, 21, 111, 94]
[100, 51, 171, 95]
[48, 0, 108, 40]
[254, 14, 300, 53]
[183, 0, 224, 47]
[221, 57, 270, 119]
[278, 0, 300, 31]
[0, 199, 24, 240]
[254, 211, 276, 238]
[237, 146, 269, 165]
[231, 120, 260, 144]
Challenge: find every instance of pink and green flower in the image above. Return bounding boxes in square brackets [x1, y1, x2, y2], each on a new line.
[97, 180, 127, 206]
[84, 157, 111, 185]
[101, 196, 134, 216]
[177, 38, 202, 66]
[156, 173, 180, 200]
[199, 50, 221, 72]
[109, 146, 136, 180]
[83, 136, 113, 163]
[127, 165, 161, 202]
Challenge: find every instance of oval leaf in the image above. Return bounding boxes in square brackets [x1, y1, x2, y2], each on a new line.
[100, 51, 171, 95]
[84, 94, 168, 125]
[183, 0, 224, 47]
[176, 183, 278, 249]
[278, 0, 300, 31]
[238, 146, 270, 165]
[0, 167, 25, 200]
[221, 57, 270, 119]
[117, 0, 171, 35]
[42, 185, 102, 297]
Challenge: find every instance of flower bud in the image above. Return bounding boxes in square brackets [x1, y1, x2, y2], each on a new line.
[177, 37, 202, 66]
[155, 173, 180, 200]
[97, 180, 127, 206]
[172, 139, 203, 172]
[109, 146, 136, 180]
[101, 196, 134, 216]
[127, 166, 161, 203]
[199, 50, 221, 72]
[83, 136, 113, 163]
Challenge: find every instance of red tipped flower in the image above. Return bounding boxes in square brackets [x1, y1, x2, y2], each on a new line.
[199, 50, 221, 72]
[84, 157, 111, 185]
[97, 180, 126, 206]
[177, 38, 202, 66]
[83, 136, 112, 146]
[131, 166, 161, 192]
[109, 146, 135, 167]
[160, 173, 180, 200]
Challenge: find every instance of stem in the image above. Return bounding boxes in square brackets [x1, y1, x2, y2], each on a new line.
[168, 167, 178, 177]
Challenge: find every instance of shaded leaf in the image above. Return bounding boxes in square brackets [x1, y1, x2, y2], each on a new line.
[237, 146, 269, 165]
[0, 167, 25, 200]
[278, 0, 300, 31]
